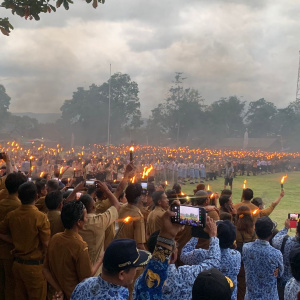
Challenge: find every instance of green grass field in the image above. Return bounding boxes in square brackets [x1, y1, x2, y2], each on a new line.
[179, 171, 300, 233]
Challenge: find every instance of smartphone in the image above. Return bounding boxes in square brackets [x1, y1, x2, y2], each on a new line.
[141, 182, 147, 189]
[28, 177, 32, 182]
[0, 152, 4, 159]
[288, 213, 300, 228]
[170, 204, 206, 228]
[67, 188, 74, 192]
[85, 180, 95, 187]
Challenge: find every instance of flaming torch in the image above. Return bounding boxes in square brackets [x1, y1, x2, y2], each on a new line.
[207, 184, 210, 191]
[114, 216, 131, 240]
[29, 156, 33, 176]
[281, 175, 287, 191]
[243, 180, 247, 189]
[129, 146, 134, 162]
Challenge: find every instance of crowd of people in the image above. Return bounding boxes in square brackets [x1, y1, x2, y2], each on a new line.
[0, 146, 299, 300]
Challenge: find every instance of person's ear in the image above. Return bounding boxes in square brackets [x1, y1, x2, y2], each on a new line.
[118, 270, 126, 281]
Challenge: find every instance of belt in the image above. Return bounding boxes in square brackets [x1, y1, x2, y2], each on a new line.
[14, 257, 44, 265]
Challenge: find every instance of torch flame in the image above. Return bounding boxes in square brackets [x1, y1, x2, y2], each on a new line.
[207, 185, 210, 191]
[210, 193, 214, 199]
[40, 171, 44, 178]
[130, 176, 136, 183]
[280, 175, 287, 184]
[165, 181, 168, 186]
[243, 180, 247, 189]
[129, 146, 134, 152]
[124, 216, 131, 223]
[29, 156, 33, 160]
[253, 209, 259, 215]
[59, 166, 64, 174]
[180, 191, 186, 196]
[142, 165, 153, 178]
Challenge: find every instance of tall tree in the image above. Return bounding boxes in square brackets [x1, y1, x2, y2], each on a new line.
[60, 73, 142, 145]
[148, 72, 205, 145]
[245, 98, 278, 137]
[207, 96, 246, 139]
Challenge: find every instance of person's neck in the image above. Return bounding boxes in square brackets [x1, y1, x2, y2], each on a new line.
[70, 225, 79, 234]
[242, 199, 251, 202]
[101, 273, 123, 287]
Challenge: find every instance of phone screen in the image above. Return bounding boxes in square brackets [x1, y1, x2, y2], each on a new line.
[288, 213, 300, 228]
[171, 205, 206, 227]
[141, 182, 147, 189]
[85, 180, 95, 187]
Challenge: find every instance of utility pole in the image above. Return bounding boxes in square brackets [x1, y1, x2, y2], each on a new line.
[296, 51, 300, 100]
[107, 64, 111, 158]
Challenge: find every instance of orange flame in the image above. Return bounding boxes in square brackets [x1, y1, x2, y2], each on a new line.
[40, 171, 44, 178]
[29, 156, 33, 160]
[129, 146, 134, 152]
[210, 193, 214, 199]
[253, 209, 259, 215]
[280, 175, 287, 184]
[59, 166, 63, 174]
[207, 185, 210, 191]
[142, 165, 153, 178]
[165, 181, 168, 186]
[130, 176, 136, 183]
[124, 216, 131, 223]
[180, 191, 186, 196]
[243, 180, 247, 189]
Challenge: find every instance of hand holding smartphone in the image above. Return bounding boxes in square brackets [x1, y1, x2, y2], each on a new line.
[170, 204, 206, 228]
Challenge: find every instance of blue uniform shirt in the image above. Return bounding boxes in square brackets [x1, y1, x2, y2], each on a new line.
[243, 239, 284, 300]
[272, 227, 300, 286]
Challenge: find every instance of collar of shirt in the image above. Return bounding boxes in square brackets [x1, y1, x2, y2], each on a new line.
[154, 206, 166, 212]
[64, 229, 84, 241]
[20, 204, 39, 211]
[255, 239, 270, 246]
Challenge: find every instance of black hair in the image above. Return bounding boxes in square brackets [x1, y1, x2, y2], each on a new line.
[166, 189, 177, 204]
[18, 182, 38, 204]
[45, 191, 63, 210]
[219, 195, 230, 207]
[147, 230, 160, 254]
[172, 183, 181, 194]
[290, 245, 300, 281]
[47, 179, 59, 192]
[87, 185, 96, 195]
[152, 191, 165, 206]
[217, 220, 236, 249]
[79, 194, 94, 212]
[35, 178, 47, 195]
[125, 183, 142, 205]
[192, 195, 207, 206]
[102, 266, 132, 276]
[221, 189, 232, 197]
[5, 172, 27, 194]
[251, 197, 263, 208]
[118, 192, 125, 201]
[61, 201, 85, 229]
[242, 188, 253, 201]
[219, 212, 232, 221]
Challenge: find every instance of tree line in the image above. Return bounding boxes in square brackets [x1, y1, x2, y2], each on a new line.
[1, 72, 300, 149]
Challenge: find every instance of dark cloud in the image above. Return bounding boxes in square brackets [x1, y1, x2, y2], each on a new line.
[2, 0, 300, 117]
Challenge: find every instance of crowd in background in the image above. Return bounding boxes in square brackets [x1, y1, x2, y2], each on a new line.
[0, 146, 300, 300]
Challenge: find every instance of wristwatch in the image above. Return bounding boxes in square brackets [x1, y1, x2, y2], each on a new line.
[157, 236, 175, 247]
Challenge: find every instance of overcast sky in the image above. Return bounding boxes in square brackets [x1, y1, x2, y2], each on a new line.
[1, 0, 300, 117]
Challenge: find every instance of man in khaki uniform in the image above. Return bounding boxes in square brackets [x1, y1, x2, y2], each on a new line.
[36, 179, 59, 214]
[146, 191, 169, 238]
[0, 172, 27, 300]
[234, 188, 260, 223]
[45, 191, 64, 236]
[43, 201, 103, 300]
[117, 183, 146, 250]
[79, 181, 120, 275]
[0, 182, 50, 300]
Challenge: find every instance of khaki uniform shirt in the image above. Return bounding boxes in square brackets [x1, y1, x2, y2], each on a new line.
[0, 205, 50, 260]
[0, 194, 21, 259]
[79, 206, 118, 267]
[117, 203, 146, 244]
[260, 202, 277, 217]
[0, 175, 8, 201]
[233, 201, 260, 223]
[146, 206, 166, 237]
[44, 230, 92, 300]
[95, 199, 116, 249]
[47, 210, 64, 237]
[35, 196, 48, 214]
